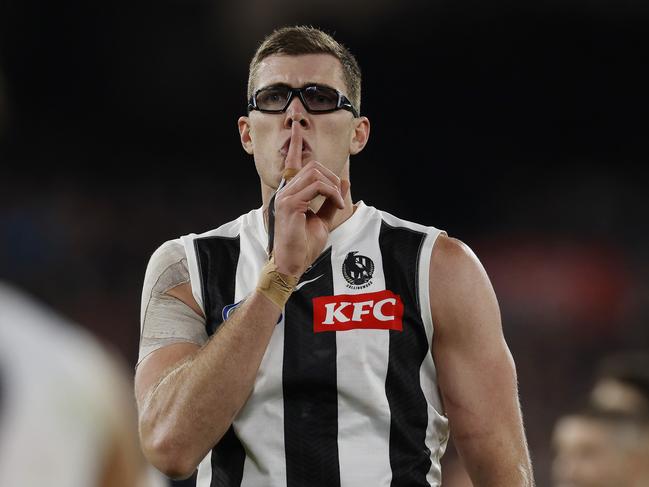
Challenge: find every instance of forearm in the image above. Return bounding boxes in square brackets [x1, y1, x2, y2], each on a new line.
[139, 290, 281, 477]
[455, 428, 534, 487]
[446, 365, 534, 487]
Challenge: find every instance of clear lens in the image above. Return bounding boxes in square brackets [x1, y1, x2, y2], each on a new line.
[253, 85, 342, 112]
[256, 87, 290, 111]
[303, 86, 338, 111]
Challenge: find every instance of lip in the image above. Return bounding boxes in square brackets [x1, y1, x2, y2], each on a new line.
[279, 136, 312, 159]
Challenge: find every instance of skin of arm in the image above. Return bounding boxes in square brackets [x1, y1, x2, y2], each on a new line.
[135, 286, 283, 479]
[430, 235, 535, 486]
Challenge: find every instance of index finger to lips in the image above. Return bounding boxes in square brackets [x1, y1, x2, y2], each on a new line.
[284, 129, 302, 175]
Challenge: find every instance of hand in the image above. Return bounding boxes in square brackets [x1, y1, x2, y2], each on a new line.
[272, 128, 349, 278]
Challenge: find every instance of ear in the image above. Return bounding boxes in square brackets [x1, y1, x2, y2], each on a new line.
[238, 116, 254, 155]
[349, 116, 370, 155]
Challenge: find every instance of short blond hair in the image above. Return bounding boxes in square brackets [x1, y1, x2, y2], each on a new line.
[248, 26, 362, 114]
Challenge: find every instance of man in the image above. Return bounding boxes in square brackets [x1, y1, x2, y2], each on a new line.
[135, 26, 534, 486]
[590, 352, 649, 416]
[552, 409, 649, 487]
[0, 282, 160, 487]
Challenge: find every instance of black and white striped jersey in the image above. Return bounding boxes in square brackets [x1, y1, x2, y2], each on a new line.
[181, 201, 449, 487]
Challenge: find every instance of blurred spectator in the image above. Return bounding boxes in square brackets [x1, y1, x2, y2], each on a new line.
[0, 282, 164, 487]
[551, 409, 649, 487]
[590, 351, 649, 415]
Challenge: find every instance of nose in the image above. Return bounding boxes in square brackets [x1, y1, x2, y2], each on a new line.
[283, 95, 310, 129]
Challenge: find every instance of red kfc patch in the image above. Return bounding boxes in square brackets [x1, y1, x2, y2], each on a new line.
[312, 290, 404, 332]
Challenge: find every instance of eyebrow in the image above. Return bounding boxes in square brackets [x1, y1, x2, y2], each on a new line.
[256, 82, 338, 92]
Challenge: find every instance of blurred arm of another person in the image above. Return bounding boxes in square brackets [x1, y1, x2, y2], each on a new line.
[430, 236, 535, 486]
[0, 282, 161, 487]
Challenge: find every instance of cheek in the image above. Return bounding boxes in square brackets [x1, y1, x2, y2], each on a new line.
[321, 121, 353, 152]
[250, 120, 275, 148]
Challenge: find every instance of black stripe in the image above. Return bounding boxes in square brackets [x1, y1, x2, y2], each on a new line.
[194, 235, 245, 487]
[170, 472, 197, 487]
[195, 236, 241, 335]
[283, 248, 341, 487]
[380, 221, 432, 487]
[209, 428, 245, 487]
[267, 191, 277, 255]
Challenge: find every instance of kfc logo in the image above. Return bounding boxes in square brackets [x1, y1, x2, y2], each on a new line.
[313, 290, 404, 332]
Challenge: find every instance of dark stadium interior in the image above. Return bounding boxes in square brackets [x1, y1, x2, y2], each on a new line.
[1, 1, 648, 485]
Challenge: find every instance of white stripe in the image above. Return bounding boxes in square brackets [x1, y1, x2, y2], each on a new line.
[235, 217, 288, 487]
[417, 229, 449, 485]
[334, 213, 393, 487]
[195, 450, 213, 487]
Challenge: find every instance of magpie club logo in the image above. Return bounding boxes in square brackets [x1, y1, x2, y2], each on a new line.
[342, 251, 374, 289]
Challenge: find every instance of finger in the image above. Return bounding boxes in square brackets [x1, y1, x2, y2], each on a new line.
[283, 167, 299, 181]
[301, 161, 342, 188]
[284, 126, 303, 174]
[316, 179, 350, 229]
[281, 168, 334, 198]
[283, 162, 342, 197]
[284, 180, 345, 211]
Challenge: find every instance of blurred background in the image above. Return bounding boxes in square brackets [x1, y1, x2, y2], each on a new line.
[1, 0, 647, 485]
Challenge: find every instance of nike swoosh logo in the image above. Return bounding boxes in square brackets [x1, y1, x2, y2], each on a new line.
[295, 274, 324, 291]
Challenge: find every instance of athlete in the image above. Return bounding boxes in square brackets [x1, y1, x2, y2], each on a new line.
[552, 409, 649, 487]
[590, 352, 649, 416]
[135, 26, 534, 486]
[0, 283, 162, 487]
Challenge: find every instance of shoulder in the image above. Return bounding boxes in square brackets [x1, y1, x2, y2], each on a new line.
[0, 282, 128, 400]
[142, 239, 189, 301]
[429, 235, 499, 335]
[148, 239, 186, 269]
[430, 234, 484, 279]
[144, 239, 188, 286]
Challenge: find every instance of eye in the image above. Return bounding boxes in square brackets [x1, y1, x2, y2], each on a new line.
[257, 87, 289, 107]
[306, 87, 338, 107]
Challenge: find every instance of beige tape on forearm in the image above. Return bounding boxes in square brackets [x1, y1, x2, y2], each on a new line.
[256, 256, 299, 309]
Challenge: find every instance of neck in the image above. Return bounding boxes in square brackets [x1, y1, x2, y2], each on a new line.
[328, 187, 355, 230]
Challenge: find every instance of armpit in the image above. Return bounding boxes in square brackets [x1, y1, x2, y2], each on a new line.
[138, 240, 208, 366]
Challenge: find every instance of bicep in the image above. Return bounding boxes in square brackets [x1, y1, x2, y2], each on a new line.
[135, 341, 200, 408]
[136, 284, 207, 406]
[137, 240, 208, 406]
[430, 237, 525, 473]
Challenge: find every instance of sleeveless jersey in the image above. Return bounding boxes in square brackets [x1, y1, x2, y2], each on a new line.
[181, 201, 449, 487]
